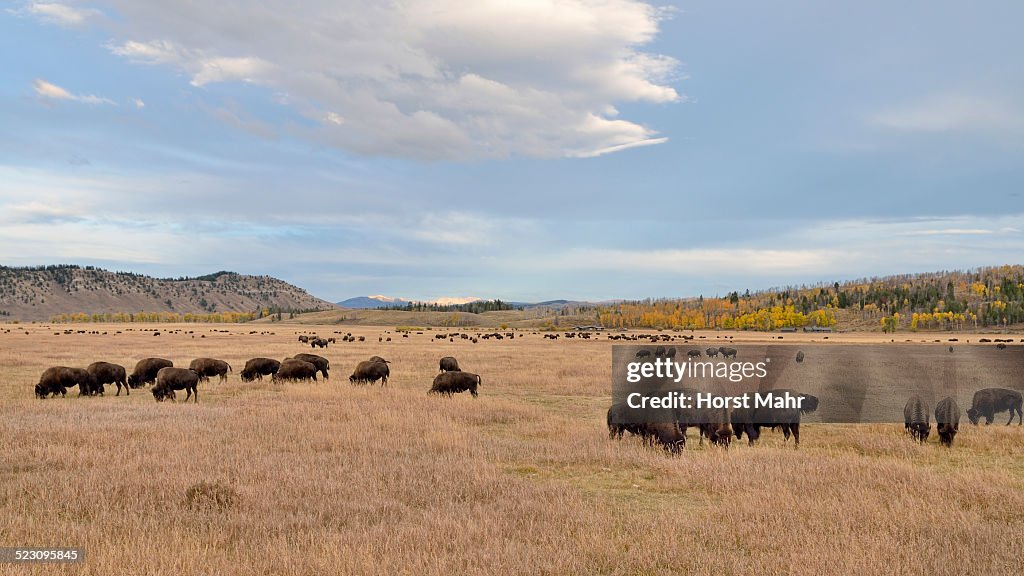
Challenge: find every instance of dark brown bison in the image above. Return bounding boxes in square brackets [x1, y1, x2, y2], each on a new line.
[86, 361, 129, 396]
[292, 353, 329, 380]
[966, 388, 1023, 426]
[429, 371, 481, 397]
[310, 338, 328, 349]
[439, 356, 460, 372]
[298, 335, 310, 343]
[368, 356, 390, 365]
[128, 358, 173, 388]
[732, 390, 818, 447]
[904, 396, 931, 443]
[934, 396, 960, 447]
[35, 366, 95, 398]
[640, 422, 686, 454]
[273, 359, 318, 383]
[152, 367, 200, 403]
[188, 358, 232, 384]
[696, 404, 732, 447]
[705, 347, 720, 357]
[349, 360, 389, 386]
[607, 403, 645, 440]
[240, 357, 281, 382]
[718, 346, 738, 359]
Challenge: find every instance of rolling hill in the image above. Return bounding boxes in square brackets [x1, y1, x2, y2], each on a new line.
[0, 265, 338, 321]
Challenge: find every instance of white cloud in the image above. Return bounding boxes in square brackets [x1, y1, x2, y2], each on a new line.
[92, 0, 681, 159]
[108, 40, 273, 86]
[550, 248, 835, 274]
[33, 78, 114, 105]
[133, 98, 145, 108]
[871, 93, 1024, 133]
[16, 2, 101, 26]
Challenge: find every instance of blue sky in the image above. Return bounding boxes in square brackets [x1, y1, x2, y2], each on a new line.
[2, 1, 1022, 302]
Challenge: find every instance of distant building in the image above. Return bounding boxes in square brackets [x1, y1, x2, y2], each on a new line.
[803, 326, 833, 333]
[779, 327, 798, 333]
[574, 325, 605, 331]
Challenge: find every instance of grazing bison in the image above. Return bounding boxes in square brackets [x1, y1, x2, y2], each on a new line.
[795, 351, 805, 363]
[733, 390, 819, 447]
[349, 360, 389, 386]
[240, 357, 281, 382]
[310, 338, 328, 349]
[904, 396, 931, 443]
[35, 366, 95, 398]
[966, 388, 1023, 426]
[696, 405, 733, 447]
[273, 359, 319, 383]
[687, 349, 702, 358]
[292, 353, 329, 380]
[635, 349, 651, 358]
[87, 361, 129, 396]
[607, 403, 645, 440]
[429, 371, 481, 397]
[640, 422, 686, 454]
[439, 356, 460, 372]
[298, 335, 310, 343]
[152, 367, 200, 403]
[188, 358, 232, 384]
[934, 396, 960, 447]
[705, 347, 719, 358]
[718, 347, 738, 359]
[128, 358, 173, 388]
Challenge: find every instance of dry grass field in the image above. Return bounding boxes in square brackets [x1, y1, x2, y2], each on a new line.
[1, 324, 1023, 575]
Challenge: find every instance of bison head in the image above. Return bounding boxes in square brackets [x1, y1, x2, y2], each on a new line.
[966, 407, 980, 425]
[127, 374, 139, 387]
[34, 384, 46, 399]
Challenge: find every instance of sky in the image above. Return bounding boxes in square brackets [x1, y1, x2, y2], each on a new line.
[2, 1, 1023, 303]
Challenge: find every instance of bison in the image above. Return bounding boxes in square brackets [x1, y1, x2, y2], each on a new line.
[349, 360, 389, 386]
[240, 357, 281, 382]
[904, 396, 931, 443]
[429, 371, 481, 397]
[640, 422, 686, 454]
[128, 358, 173, 388]
[696, 404, 732, 447]
[292, 353, 329, 380]
[152, 367, 200, 403]
[35, 366, 95, 398]
[718, 347, 738, 359]
[705, 347, 719, 357]
[439, 356, 460, 372]
[273, 359, 319, 383]
[934, 396, 960, 447]
[732, 390, 818, 447]
[966, 388, 1023, 426]
[86, 361, 129, 396]
[188, 358, 232, 384]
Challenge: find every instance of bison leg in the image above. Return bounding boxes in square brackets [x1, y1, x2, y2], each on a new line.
[791, 422, 800, 447]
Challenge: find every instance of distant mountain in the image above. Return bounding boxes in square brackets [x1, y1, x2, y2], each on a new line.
[337, 295, 485, 309]
[0, 265, 338, 321]
[337, 295, 411, 309]
[339, 295, 601, 310]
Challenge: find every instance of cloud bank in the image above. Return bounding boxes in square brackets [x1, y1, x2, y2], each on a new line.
[24, 0, 682, 160]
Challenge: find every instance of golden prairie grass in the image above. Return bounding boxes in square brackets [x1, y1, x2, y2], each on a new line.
[0, 324, 1022, 575]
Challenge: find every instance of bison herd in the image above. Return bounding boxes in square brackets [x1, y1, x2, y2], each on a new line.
[35, 351, 484, 401]
[900, 388, 1022, 447]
